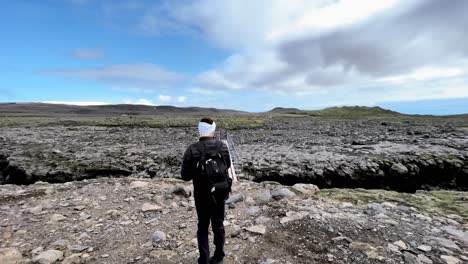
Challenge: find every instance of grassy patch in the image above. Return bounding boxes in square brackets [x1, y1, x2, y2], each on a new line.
[318, 188, 468, 220]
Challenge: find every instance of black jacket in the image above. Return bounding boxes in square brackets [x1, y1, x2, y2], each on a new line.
[181, 137, 231, 196]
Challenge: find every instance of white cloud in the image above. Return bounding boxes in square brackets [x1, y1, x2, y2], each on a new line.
[61, 0, 468, 108]
[170, 0, 468, 104]
[40, 101, 110, 106]
[70, 48, 105, 60]
[158, 95, 171, 102]
[177, 96, 188, 103]
[124, 98, 155, 105]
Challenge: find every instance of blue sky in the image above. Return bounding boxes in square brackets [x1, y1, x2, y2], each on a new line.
[1, 0, 468, 114]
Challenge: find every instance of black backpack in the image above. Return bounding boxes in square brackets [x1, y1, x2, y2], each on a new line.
[195, 141, 232, 198]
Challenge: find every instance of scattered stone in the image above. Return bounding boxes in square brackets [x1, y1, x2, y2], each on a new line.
[141, 203, 163, 212]
[391, 163, 408, 174]
[414, 214, 432, 222]
[255, 216, 271, 225]
[130, 181, 149, 188]
[270, 187, 295, 200]
[171, 185, 190, 198]
[366, 203, 386, 216]
[32, 249, 64, 264]
[50, 239, 68, 249]
[32, 246, 44, 255]
[62, 254, 82, 264]
[225, 193, 244, 205]
[425, 236, 461, 251]
[349, 242, 383, 260]
[230, 225, 241, 238]
[151, 231, 166, 245]
[440, 255, 461, 264]
[78, 212, 91, 221]
[258, 259, 276, 264]
[0, 248, 24, 263]
[245, 225, 266, 235]
[403, 252, 421, 264]
[29, 205, 43, 215]
[332, 236, 352, 243]
[68, 245, 88, 253]
[49, 214, 67, 222]
[387, 243, 400, 253]
[417, 254, 433, 264]
[291, 183, 320, 196]
[246, 206, 261, 216]
[417, 245, 432, 252]
[280, 211, 308, 224]
[440, 226, 468, 242]
[393, 240, 408, 250]
[254, 191, 272, 205]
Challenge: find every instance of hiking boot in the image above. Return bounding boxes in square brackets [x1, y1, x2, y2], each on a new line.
[209, 256, 223, 264]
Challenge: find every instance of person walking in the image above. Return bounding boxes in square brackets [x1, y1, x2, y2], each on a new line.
[181, 117, 232, 264]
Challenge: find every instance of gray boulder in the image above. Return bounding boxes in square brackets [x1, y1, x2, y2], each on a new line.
[271, 187, 296, 200]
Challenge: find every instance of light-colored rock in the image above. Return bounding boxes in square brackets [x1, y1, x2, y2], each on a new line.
[245, 225, 266, 235]
[246, 206, 261, 216]
[254, 191, 272, 205]
[417, 254, 433, 264]
[391, 163, 408, 174]
[29, 205, 43, 215]
[62, 253, 82, 264]
[349, 242, 383, 260]
[394, 240, 408, 250]
[280, 211, 308, 224]
[255, 216, 271, 225]
[417, 245, 432, 252]
[141, 203, 163, 212]
[425, 236, 461, 251]
[403, 252, 421, 264]
[130, 181, 149, 188]
[414, 214, 432, 222]
[229, 225, 241, 237]
[32, 249, 64, 264]
[291, 183, 320, 196]
[0, 248, 24, 264]
[270, 187, 295, 200]
[440, 226, 468, 242]
[440, 255, 461, 264]
[366, 203, 386, 216]
[68, 245, 88, 253]
[49, 214, 67, 222]
[50, 239, 68, 249]
[387, 243, 400, 253]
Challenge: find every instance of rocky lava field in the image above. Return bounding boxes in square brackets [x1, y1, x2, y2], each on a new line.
[0, 103, 467, 263]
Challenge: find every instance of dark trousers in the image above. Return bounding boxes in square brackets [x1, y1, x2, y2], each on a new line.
[195, 193, 226, 264]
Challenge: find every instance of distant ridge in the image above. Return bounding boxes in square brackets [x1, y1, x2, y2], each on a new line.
[312, 106, 403, 117]
[267, 105, 404, 117]
[0, 103, 246, 116]
[0, 103, 466, 117]
[267, 107, 303, 114]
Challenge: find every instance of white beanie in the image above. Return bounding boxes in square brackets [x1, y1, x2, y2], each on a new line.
[198, 121, 216, 136]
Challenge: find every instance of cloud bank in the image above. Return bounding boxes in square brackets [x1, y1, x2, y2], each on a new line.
[43, 64, 182, 92]
[58, 0, 468, 108]
[171, 0, 468, 103]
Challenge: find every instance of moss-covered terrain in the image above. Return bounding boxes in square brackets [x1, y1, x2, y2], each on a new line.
[318, 188, 468, 220]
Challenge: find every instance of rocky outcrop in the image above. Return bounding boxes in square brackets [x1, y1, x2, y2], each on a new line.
[1, 119, 467, 192]
[240, 143, 468, 192]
